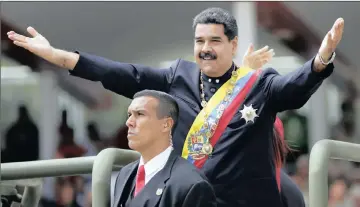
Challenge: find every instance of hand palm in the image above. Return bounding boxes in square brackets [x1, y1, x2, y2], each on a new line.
[242, 44, 274, 69]
[7, 27, 53, 59]
[27, 35, 51, 55]
[319, 18, 344, 60]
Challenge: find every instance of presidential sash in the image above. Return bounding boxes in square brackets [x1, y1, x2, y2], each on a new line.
[181, 67, 261, 169]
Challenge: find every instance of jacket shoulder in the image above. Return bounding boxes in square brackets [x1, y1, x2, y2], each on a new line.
[116, 160, 138, 178]
[171, 157, 209, 183]
[171, 59, 197, 70]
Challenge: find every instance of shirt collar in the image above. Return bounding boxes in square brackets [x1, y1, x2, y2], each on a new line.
[139, 146, 172, 175]
[201, 62, 235, 84]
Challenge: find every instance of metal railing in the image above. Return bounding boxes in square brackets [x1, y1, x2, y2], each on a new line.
[91, 148, 139, 207]
[309, 139, 360, 207]
[1, 148, 140, 207]
[5, 139, 359, 207]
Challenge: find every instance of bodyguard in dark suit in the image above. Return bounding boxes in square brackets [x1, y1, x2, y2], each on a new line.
[8, 7, 344, 207]
[113, 90, 216, 207]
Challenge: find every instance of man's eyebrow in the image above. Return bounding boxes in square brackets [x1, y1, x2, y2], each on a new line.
[127, 109, 147, 113]
[211, 36, 222, 40]
[195, 36, 222, 40]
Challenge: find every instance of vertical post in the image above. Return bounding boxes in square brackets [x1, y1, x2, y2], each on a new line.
[21, 185, 42, 207]
[309, 139, 360, 207]
[308, 81, 329, 148]
[354, 99, 360, 143]
[232, 2, 257, 65]
[58, 92, 87, 144]
[71, 99, 86, 144]
[92, 148, 140, 207]
[39, 69, 59, 200]
[309, 140, 330, 207]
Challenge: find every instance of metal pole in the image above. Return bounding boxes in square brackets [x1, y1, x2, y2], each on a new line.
[309, 139, 360, 207]
[92, 148, 140, 207]
[21, 185, 42, 207]
[1, 148, 139, 207]
[1, 157, 95, 180]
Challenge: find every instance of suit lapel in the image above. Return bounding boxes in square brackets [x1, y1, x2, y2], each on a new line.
[191, 63, 201, 103]
[114, 161, 139, 207]
[129, 151, 178, 207]
[190, 63, 202, 106]
[182, 60, 202, 106]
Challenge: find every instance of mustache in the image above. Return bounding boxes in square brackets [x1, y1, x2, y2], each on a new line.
[199, 52, 217, 60]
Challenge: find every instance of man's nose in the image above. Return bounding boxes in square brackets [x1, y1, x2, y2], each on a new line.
[201, 42, 212, 53]
[126, 116, 135, 128]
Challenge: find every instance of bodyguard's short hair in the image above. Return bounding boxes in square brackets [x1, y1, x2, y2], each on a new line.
[133, 90, 179, 128]
[193, 7, 238, 41]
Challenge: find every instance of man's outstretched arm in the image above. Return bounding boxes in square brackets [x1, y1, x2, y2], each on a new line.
[7, 26, 175, 98]
[261, 18, 344, 112]
[8, 27, 79, 70]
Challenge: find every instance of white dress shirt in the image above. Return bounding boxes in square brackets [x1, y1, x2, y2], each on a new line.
[138, 146, 172, 184]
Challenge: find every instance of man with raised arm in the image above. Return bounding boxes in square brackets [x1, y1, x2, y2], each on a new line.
[8, 7, 344, 207]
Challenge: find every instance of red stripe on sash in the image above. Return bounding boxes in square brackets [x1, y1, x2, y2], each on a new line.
[194, 70, 261, 168]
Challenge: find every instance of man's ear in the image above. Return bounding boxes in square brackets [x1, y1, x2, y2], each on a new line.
[163, 118, 174, 133]
[231, 36, 238, 57]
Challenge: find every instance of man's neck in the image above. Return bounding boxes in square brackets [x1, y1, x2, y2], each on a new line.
[140, 142, 170, 164]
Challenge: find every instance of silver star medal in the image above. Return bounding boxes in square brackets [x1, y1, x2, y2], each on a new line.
[239, 104, 258, 123]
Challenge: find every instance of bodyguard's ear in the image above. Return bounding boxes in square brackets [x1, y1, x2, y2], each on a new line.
[162, 118, 174, 133]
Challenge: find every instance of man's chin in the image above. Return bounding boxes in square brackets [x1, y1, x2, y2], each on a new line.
[128, 141, 139, 151]
[201, 66, 219, 76]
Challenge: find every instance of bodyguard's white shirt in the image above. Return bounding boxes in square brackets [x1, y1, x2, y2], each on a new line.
[138, 146, 172, 184]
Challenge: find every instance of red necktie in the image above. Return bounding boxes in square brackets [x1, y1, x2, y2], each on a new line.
[134, 165, 145, 197]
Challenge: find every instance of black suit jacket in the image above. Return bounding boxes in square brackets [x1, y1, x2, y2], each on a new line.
[280, 170, 306, 207]
[113, 151, 217, 207]
[71, 52, 333, 206]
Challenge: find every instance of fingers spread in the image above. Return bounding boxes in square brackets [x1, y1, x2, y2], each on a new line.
[7, 31, 15, 36]
[27, 26, 39, 37]
[260, 49, 274, 61]
[245, 43, 254, 56]
[254, 45, 269, 55]
[13, 41, 29, 50]
[8, 33, 29, 43]
[269, 49, 275, 57]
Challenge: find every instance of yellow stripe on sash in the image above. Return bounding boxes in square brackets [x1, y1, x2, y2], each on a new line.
[182, 67, 254, 159]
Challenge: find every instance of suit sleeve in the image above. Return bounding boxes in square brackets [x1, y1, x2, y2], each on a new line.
[182, 180, 217, 207]
[260, 57, 334, 112]
[69, 51, 179, 99]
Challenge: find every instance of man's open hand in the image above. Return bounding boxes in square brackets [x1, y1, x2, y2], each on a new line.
[319, 18, 344, 62]
[242, 44, 275, 69]
[7, 26, 54, 60]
